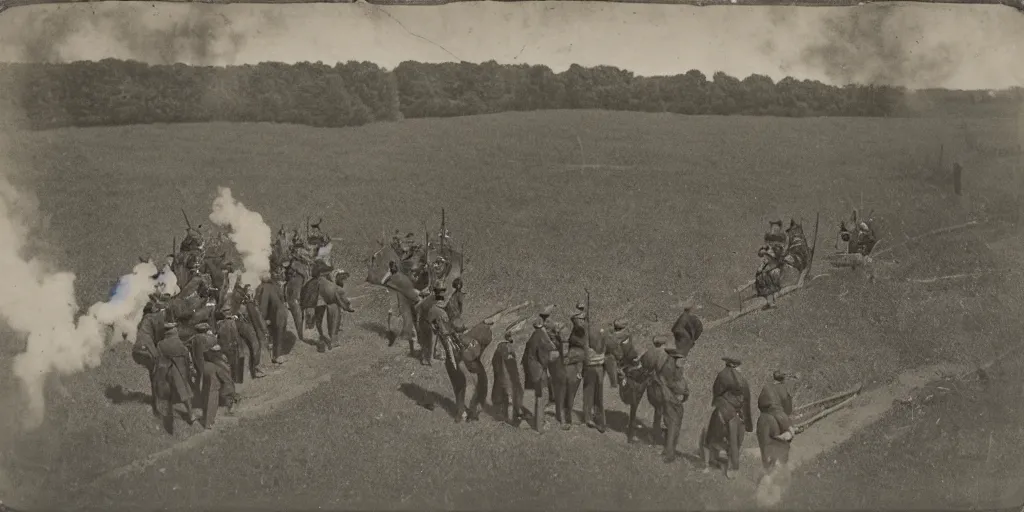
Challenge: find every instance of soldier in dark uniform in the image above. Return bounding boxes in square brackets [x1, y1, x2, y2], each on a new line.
[671, 299, 703, 358]
[562, 303, 588, 430]
[757, 370, 796, 471]
[492, 330, 524, 426]
[132, 293, 170, 417]
[522, 319, 554, 432]
[153, 322, 199, 434]
[256, 271, 289, 365]
[701, 357, 754, 478]
[193, 322, 240, 429]
[381, 260, 421, 354]
[538, 305, 561, 406]
[656, 347, 690, 463]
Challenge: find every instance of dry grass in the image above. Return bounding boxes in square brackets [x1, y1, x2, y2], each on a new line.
[1, 109, 1022, 508]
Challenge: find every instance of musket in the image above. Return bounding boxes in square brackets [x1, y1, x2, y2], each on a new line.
[584, 288, 593, 362]
[181, 208, 193, 231]
[440, 208, 446, 256]
[172, 236, 177, 258]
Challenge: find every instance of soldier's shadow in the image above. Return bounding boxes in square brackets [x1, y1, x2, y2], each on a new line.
[279, 331, 299, 356]
[604, 410, 662, 445]
[398, 382, 458, 419]
[358, 321, 395, 344]
[104, 384, 152, 407]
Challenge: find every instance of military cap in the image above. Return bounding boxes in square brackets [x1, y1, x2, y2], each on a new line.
[772, 370, 787, 381]
[533, 319, 544, 329]
[722, 356, 742, 366]
[769, 219, 783, 226]
[575, 301, 586, 311]
[162, 321, 178, 329]
[432, 282, 447, 292]
[336, 269, 350, 278]
[540, 304, 555, 317]
[418, 289, 431, 298]
[453, 319, 468, 333]
[452, 277, 463, 288]
[613, 319, 628, 330]
[651, 334, 671, 347]
[194, 322, 212, 332]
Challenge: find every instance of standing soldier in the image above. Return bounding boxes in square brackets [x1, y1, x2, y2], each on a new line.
[603, 319, 629, 390]
[445, 277, 465, 327]
[700, 357, 754, 479]
[582, 317, 609, 433]
[538, 305, 562, 405]
[153, 322, 199, 434]
[415, 287, 438, 366]
[671, 299, 703, 358]
[193, 322, 240, 429]
[522, 319, 554, 432]
[563, 302, 588, 430]
[655, 347, 690, 463]
[132, 293, 170, 417]
[492, 330, 524, 426]
[757, 370, 796, 471]
[381, 260, 421, 354]
[257, 271, 290, 365]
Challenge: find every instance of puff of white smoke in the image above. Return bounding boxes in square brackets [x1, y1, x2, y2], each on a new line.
[156, 262, 180, 296]
[208, 186, 271, 289]
[755, 463, 792, 508]
[2, 176, 160, 429]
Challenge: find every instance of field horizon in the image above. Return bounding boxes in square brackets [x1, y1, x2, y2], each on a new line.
[1, 108, 1023, 509]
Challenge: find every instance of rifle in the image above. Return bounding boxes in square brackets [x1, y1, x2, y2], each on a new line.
[181, 208, 192, 231]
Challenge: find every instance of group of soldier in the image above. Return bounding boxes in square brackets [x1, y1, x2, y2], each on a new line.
[128, 219, 355, 434]
[382, 264, 799, 480]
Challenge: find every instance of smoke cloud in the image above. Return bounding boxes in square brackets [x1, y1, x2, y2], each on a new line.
[754, 464, 792, 508]
[0, 171, 160, 429]
[1, 3, 287, 66]
[208, 186, 272, 289]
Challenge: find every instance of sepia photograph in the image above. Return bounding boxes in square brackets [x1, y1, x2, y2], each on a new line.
[0, 0, 1021, 509]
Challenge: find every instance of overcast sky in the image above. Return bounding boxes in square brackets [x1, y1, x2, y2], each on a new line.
[0, 1, 1020, 89]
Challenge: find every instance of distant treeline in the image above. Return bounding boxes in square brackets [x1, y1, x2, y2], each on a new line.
[0, 59, 1020, 130]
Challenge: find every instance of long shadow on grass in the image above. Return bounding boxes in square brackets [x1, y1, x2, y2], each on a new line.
[358, 321, 396, 345]
[398, 382, 458, 419]
[605, 409, 663, 445]
[104, 384, 152, 407]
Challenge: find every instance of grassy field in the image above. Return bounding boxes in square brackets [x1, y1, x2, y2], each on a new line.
[1, 109, 1022, 508]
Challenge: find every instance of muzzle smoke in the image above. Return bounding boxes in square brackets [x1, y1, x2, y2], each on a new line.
[208, 186, 272, 289]
[1, 174, 160, 430]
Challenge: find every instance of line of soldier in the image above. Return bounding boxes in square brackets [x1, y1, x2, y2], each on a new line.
[397, 276, 799, 479]
[130, 225, 354, 434]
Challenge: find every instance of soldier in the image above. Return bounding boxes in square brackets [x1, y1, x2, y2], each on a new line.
[310, 270, 356, 351]
[538, 305, 561, 404]
[257, 271, 290, 365]
[701, 357, 754, 478]
[193, 322, 241, 429]
[764, 219, 787, 254]
[603, 319, 629, 390]
[582, 316, 609, 433]
[132, 293, 170, 417]
[757, 370, 796, 471]
[522, 319, 554, 432]
[153, 321, 199, 434]
[381, 260, 421, 354]
[445, 277, 465, 326]
[756, 245, 783, 310]
[414, 288, 438, 366]
[671, 299, 703, 358]
[562, 302, 588, 430]
[455, 319, 492, 422]
[492, 330, 524, 426]
[656, 347, 690, 463]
